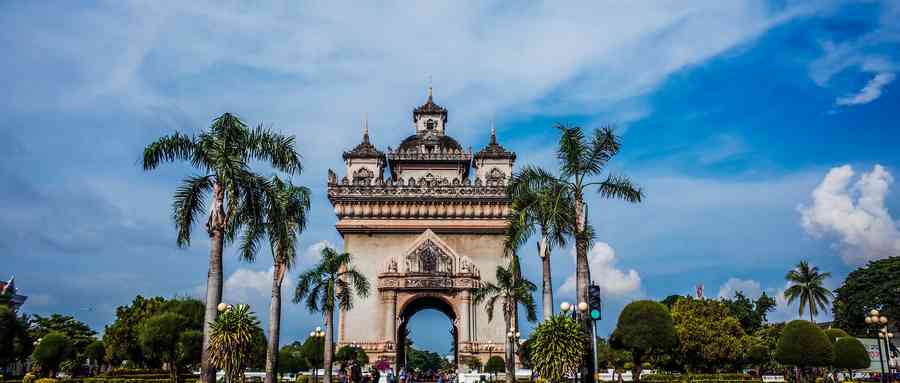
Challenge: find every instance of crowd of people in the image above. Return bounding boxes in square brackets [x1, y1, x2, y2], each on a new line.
[336, 362, 457, 383]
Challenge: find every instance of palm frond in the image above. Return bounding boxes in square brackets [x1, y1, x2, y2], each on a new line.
[246, 124, 303, 175]
[143, 133, 198, 170]
[171, 175, 213, 247]
[597, 174, 643, 203]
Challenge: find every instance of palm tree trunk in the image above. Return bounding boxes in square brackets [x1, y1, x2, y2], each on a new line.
[808, 300, 815, 323]
[325, 308, 335, 383]
[539, 234, 553, 320]
[574, 196, 594, 383]
[266, 263, 285, 383]
[202, 205, 225, 383]
[504, 303, 514, 383]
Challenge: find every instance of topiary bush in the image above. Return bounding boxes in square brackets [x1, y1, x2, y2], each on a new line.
[824, 328, 849, 344]
[833, 337, 869, 374]
[32, 333, 73, 377]
[775, 320, 833, 382]
[612, 301, 676, 381]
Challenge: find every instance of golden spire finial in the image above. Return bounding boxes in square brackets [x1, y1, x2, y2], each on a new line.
[427, 75, 433, 100]
[490, 120, 497, 145]
[364, 113, 369, 135]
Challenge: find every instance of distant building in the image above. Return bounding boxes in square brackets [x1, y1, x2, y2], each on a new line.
[0, 277, 28, 310]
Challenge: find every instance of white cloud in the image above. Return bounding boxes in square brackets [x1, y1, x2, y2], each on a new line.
[222, 267, 294, 306]
[303, 240, 336, 262]
[560, 242, 641, 297]
[799, 164, 900, 265]
[836, 72, 896, 106]
[717, 278, 762, 299]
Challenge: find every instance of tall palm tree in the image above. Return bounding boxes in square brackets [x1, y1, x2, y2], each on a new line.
[238, 177, 311, 383]
[473, 255, 538, 383]
[785, 261, 834, 323]
[507, 167, 575, 320]
[294, 247, 370, 383]
[143, 113, 301, 383]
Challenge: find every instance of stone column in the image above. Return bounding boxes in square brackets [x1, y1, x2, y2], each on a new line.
[459, 290, 472, 343]
[384, 290, 397, 343]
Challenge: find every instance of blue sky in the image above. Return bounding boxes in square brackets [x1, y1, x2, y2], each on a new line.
[2, 1, 899, 355]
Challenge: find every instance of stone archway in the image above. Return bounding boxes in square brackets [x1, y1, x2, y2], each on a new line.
[395, 294, 458, 372]
[377, 230, 482, 371]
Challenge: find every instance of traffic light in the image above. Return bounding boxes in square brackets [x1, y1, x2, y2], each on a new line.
[588, 284, 602, 321]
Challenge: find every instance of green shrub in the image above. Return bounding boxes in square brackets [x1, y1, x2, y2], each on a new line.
[824, 329, 849, 344]
[296, 376, 309, 383]
[775, 320, 834, 368]
[833, 337, 869, 373]
[529, 315, 587, 383]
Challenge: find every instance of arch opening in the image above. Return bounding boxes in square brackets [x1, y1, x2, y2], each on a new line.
[396, 296, 458, 374]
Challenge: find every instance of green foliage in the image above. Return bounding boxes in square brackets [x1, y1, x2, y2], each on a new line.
[472, 255, 538, 325]
[833, 337, 869, 372]
[529, 315, 587, 383]
[720, 292, 776, 334]
[0, 306, 33, 366]
[294, 247, 370, 314]
[405, 348, 445, 373]
[178, 330, 203, 368]
[334, 346, 356, 363]
[484, 356, 505, 374]
[209, 304, 261, 383]
[745, 343, 770, 369]
[612, 300, 676, 378]
[32, 332, 73, 376]
[85, 341, 105, 364]
[137, 313, 191, 382]
[278, 347, 309, 374]
[784, 261, 833, 322]
[30, 314, 96, 357]
[833, 257, 900, 336]
[102, 296, 203, 366]
[774, 320, 834, 368]
[466, 357, 483, 372]
[824, 328, 849, 344]
[670, 297, 750, 372]
[660, 295, 686, 310]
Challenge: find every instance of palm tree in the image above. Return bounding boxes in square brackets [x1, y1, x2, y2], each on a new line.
[784, 261, 834, 323]
[238, 177, 311, 383]
[209, 304, 261, 383]
[473, 255, 538, 383]
[143, 113, 301, 383]
[294, 246, 371, 383]
[507, 167, 575, 320]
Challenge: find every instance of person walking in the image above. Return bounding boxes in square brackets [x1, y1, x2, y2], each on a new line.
[351, 361, 363, 383]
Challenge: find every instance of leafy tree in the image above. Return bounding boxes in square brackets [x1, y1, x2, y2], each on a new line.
[238, 176, 311, 383]
[334, 346, 358, 363]
[746, 343, 771, 372]
[84, 340, 105, 374]
[405, 348, 445, 373]
[671, 297, 750, 372]
[824, 328, 849, 344]
[833, 257, 900, 336]
[660, 295, 686, 310]
[0, 306, 33, 369]
[294, 246, 370, 383]
[611, 301, 676, 381]
[721, 291, 777, 334]
[833, 337, 869, 375]
[179, 330, 204, 370]
[529, 315, 587, 383]
[473, 255, 538, 383]
[102, 296, 204, 367]
[32, 332, 73, 377]
[30, 314, 96, 356]
[278, 347, 309, 378]
[209, 304, 261, 383]
[485, 356, 506, 375]
[775, 320, 834, 382]
[138, 312, 190, 382]
[506, 162, 575, 320]
[596, 337, 631, 370]
[466, 357, 483, 372]
[143, 112, 302, 383]
[299, 337, 324, 373]
[785, 261, 834, 323]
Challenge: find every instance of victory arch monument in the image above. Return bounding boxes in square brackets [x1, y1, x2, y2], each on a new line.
[326, 89, 516, 370]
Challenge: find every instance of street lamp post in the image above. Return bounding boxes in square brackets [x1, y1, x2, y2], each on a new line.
[866, 310, 893, 383]
[310, 326, 325, 383]
[506, 328, 521, 379]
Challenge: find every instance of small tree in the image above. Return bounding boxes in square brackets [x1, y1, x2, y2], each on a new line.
[612, 301, 677, 381]
[467, 357, 483, 372]
[833, 337, 869, 376]
[485, 356, 506, 377]
[529, 315, 587, 383]
[84, 340, 105, 374]
[775, 320, 834, 383]
[335, 346, 357, 363]
[209, 304, 261, 383]
[32, 332, 72, 377]
[179, 330, 204, 371]
[139, 313, 190, 382]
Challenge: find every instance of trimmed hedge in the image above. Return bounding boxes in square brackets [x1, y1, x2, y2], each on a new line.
[640, 374, 756, 383]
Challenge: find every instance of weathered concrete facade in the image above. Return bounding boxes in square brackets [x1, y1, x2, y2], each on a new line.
[327, 89, 516, 370]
